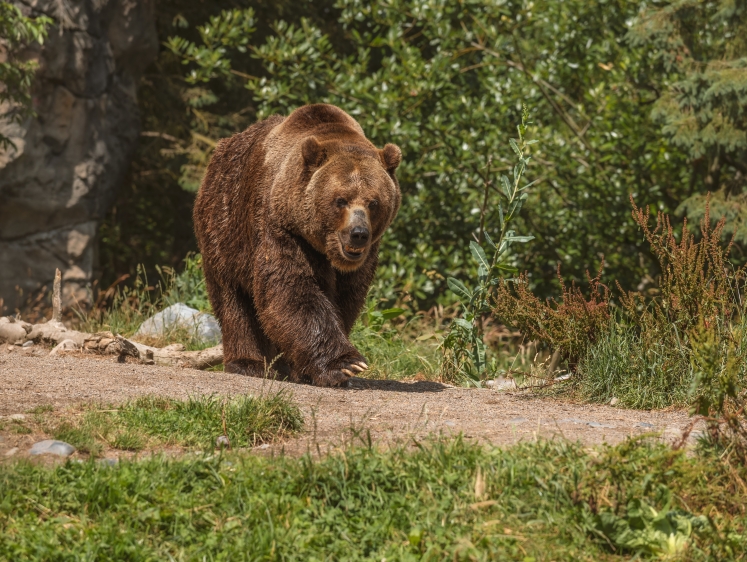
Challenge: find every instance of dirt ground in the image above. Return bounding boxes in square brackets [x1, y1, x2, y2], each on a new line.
[0, 345, 698, 459]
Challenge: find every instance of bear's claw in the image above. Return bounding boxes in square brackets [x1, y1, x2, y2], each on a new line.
[341, 368, 355, 377]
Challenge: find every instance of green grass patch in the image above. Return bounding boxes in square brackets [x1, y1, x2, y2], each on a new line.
[49, 393, 303, 456]
[350, 317, 441, 381]
[0, 438, 744, 560]
[575, 324, 693, 409]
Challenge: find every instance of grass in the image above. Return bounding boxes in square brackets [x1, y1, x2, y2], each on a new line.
[350, 321, 441, 381]
[0, 437, 745, 560]
[574, 323, 694, 409]
[47, 392, 303, 457]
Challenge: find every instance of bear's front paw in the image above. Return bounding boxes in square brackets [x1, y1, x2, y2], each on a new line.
[312, 352, 369, 387]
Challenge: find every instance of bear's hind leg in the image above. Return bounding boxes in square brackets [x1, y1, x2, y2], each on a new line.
[219, 285, 286, 379]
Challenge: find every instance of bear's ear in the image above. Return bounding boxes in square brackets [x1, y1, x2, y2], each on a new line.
[302, 136, 327, 169]
[380, 143, 401, 174]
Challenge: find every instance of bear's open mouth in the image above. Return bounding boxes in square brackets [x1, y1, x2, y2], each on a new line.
[342, 244, 366, 259]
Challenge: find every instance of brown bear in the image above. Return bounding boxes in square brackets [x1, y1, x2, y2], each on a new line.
[193, 104, 402, 387]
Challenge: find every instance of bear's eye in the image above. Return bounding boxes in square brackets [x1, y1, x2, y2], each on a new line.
[369, 200, 379, 209]
[335, 197, 348, 208]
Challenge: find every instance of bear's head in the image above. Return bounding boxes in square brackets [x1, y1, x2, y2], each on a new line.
[300, 137, 401, 272]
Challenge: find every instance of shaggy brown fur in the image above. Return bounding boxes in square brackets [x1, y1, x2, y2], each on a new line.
[194, 104, 401, 387]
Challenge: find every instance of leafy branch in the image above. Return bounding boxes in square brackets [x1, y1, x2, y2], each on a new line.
[442, 104, 537, 383]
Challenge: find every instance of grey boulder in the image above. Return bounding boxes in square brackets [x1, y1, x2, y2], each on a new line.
[135, 303, 221, 344]
[30, 440, 76, 457]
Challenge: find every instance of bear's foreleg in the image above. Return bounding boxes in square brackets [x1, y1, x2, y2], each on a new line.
[214, 283, 285, 378]
[253, 234, 367, 387]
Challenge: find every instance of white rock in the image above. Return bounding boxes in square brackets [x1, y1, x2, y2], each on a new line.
[135, 303, 221, 344]
[8, 413, 26, 421]
[4, 447, 19, 457]
[486, 377, 516, 390]
[50, 339, 79, 355]
[30, 440, 76, 457]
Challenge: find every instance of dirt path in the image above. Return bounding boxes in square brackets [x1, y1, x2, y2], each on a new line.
[0, 348, 697, 458]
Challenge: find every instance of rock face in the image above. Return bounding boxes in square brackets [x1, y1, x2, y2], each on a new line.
[0, 0, 158, 313]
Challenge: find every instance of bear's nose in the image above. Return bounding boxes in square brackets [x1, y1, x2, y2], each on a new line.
[349, 225, 370, 247]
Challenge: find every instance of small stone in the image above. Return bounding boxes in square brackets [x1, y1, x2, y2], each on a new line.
[22, 340, 34, 348]
[443, 420, 456, 427]
[4, 447, 19, 457]
[486, 377, 516, 390]
[509, 417, 528, 424]
[50, 339, 79, 355]
[609, 397, 619, 406]
[636, 422, 655, 429]
[254, 443, 270, 450]
[587, 421, 616, 429]
[8, 414, 26, 421]
[554, 373, 572, 382]
[30, 440, 76, 457]
[216, 435, 230, 448]
[98, 458, 118, 467]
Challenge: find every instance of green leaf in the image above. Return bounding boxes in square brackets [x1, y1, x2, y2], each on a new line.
[453, 318, 473, 331]
[504, 235, 535, 243]
[509, 138, 520, 156]
[380, 307, 405, 320]
[447, 277, 472, 300]
[500, 175, 511, 197]
[470, 241, 490, 271]
[483, 231, 497, 250]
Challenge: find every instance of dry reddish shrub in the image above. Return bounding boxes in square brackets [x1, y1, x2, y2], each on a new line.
[619, 194, 746, 338]
[492, 262, 610, 369]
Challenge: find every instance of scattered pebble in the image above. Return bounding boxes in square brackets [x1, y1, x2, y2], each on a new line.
[486, 377, 516, 390]
[216, 435, 230, 448]
[29, 440, 76, 457]
[609, 397, 619, 406]
[509, 417, 528, 424]
[50, 339, 79, 355]
[22, 340, 34, 348]
[4, 447, 19, 457]
[554, 373, 573, 382]
[8, 413, 26, 421]
[587, 421, 616, 429]
[254, 443, 270, 450]
[443, 420, 456, 427]
[636, 422, 655, 429]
